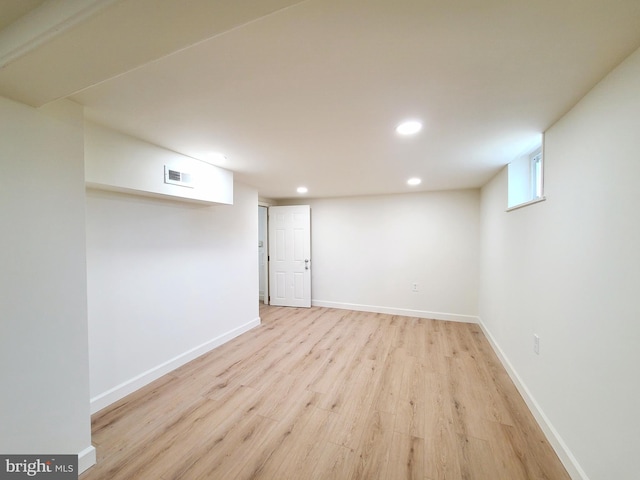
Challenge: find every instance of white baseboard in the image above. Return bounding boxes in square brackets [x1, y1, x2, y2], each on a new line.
[312, 300, 479, 324]
[477, 318, 589, 480]
[78, 445, 96, 474]
[90, 317, 261, 414]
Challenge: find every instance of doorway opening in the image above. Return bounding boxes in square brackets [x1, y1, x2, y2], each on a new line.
[258, 205, 268, 304]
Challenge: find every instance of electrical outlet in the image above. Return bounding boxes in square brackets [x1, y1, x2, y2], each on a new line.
[412, 283, 419, 292]
[533, 334, 540, 355]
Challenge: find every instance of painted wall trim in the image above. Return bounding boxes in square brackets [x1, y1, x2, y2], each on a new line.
[312, 300, 479, 323]
[477, 317, 589, 480]
[0, 0, 119, 69]
[78, 446, 97, 475]
[90, 317, 261, 414]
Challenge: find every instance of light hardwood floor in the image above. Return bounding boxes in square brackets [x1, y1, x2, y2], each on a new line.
[80, 306, 571, 480]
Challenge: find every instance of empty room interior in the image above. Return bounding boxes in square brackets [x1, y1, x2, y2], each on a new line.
[2, 1, 640, 479]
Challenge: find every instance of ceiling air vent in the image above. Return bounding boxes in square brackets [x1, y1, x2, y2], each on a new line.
[164, 165, 193, 188]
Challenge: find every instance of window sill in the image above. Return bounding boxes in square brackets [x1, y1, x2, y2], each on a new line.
[506, 196, 546, 212]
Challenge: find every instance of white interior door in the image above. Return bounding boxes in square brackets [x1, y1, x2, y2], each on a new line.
[268, 205, 311, 307]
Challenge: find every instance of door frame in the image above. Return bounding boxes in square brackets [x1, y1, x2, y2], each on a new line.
[258, 203, 270, 305]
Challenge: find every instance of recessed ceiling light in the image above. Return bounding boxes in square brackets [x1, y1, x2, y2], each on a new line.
[396, 120, 422, 135]
[297, 186, 308, 194]
[407, 177, 422, 186]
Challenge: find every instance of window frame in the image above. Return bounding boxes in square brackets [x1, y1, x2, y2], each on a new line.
[530, 148, 543, 200]
[506, 144, 546, 212]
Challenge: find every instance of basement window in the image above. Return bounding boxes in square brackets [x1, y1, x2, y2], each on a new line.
[507, 144, 545, 211]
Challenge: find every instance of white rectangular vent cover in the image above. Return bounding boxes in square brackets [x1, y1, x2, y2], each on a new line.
[164, 165, 193, 188]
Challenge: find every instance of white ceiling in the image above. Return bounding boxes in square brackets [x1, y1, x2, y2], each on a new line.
[0, 0, 46, 31]
[2, 0, 640, 199]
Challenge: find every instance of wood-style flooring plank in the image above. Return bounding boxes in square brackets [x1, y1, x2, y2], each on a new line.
[80, 305, 571, 480]
[232, 390, 321, 479]
[347, 409, 396, 480]
[322, 358, 384, 450]
[388, 432, 425, 480]
[160, 412, 277, 480]
[309, 441, 355, 480]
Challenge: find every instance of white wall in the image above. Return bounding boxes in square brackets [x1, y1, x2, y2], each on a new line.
[0, 98, 94, 470]
[85, 128, 259, 411]
[283, 190, 480, 321]
[85, 122, 233, 204]
[479, 46, 640, 480]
